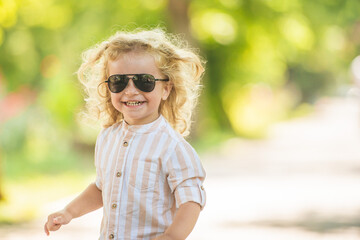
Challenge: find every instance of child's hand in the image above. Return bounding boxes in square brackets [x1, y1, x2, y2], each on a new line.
[44, 210, 72, 236]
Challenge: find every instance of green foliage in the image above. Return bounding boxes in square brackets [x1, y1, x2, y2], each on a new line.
[188, 0, 360, 136]
[0, 0, 359, 223]
[0, 106, 95, 180]
[1, 0, 359, 139]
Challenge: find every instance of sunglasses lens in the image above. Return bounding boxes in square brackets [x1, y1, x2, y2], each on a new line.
[107, 74, 158, 93]
[135, 74, 155, 92]
[108, 75, 127, 93]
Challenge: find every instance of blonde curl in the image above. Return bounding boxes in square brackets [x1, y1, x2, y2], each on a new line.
[77, 28, 205, 136]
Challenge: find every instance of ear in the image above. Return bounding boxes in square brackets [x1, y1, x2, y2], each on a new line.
[161, 82, 172, 100]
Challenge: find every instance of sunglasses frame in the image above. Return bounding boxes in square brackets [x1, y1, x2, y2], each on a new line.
[105, 74, 169, 93]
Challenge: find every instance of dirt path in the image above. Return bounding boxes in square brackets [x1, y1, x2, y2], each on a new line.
[1, 97, 360, 240]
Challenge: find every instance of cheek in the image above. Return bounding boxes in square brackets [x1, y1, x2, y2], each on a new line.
[144, 93, 162, 108]
[110, 93, 116, 103]
[110, 94, 122, 109]
[110, 92, 120, 101]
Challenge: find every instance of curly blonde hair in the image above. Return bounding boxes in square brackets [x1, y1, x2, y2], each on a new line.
[77, 28, 205, 136]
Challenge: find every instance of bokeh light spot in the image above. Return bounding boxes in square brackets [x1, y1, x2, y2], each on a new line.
[141, 0, 166, 10]
[7, 29, 33, 56]
[191, 10, 237, 45]
[19, 1, 71, 29]
[223, 83, 294, 137]
[42, 5, 72, 29]
[0, 0, 18, 28]
[323, 26, 345, 52]
[279, 15, 314, 50]
[242, 25, 287, 86]
[40, 55, 61, 78]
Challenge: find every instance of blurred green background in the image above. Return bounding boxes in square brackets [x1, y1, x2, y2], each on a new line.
[0, 0, 359, 224]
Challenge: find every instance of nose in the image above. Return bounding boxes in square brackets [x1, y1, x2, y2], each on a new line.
[124, 78, 139, 95]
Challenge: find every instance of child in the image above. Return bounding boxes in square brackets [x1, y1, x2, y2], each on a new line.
[44, 28, 206, 240]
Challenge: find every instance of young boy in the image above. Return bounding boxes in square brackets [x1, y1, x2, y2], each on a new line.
[44, 28, 206, 240]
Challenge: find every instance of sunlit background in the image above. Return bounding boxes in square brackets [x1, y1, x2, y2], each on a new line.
[1, 0, 360, 239]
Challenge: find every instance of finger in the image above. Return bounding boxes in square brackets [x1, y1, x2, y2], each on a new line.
[48, 222, 61, 231]
[44, 223, 50, 236]
[47, 219, 61, 231]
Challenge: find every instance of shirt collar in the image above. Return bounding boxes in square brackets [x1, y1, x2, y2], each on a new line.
[122, 115, 165, 134]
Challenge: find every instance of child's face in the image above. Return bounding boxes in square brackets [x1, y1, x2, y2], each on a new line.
[107, 51, 172, 125]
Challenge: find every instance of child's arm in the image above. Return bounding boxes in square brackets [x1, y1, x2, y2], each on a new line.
[153, 201, 201, 240]
[44, 182, 103, 236]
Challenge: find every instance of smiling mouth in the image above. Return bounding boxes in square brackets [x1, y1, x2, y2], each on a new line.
[123, 101, 145, 106]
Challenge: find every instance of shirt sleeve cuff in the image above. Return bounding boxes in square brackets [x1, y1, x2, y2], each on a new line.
[174, 180, 206, 210]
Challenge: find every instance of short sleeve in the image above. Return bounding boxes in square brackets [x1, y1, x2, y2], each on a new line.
[94, 129, 105, 191]
[165, 141, 206, 210]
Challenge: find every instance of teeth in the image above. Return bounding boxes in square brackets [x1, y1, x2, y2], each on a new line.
[126, 101, 142, 106]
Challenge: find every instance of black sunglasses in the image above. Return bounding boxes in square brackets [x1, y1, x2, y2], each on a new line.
[105, 74, 169, 93]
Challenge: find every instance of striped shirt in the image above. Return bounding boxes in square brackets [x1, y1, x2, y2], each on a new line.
[94, 115, 206, 240]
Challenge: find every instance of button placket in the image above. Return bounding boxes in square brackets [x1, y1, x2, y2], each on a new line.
[106, 132, 132, 239]
[108, 137, 127, 239]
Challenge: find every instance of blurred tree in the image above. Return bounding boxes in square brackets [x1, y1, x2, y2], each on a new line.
[0, 0, 359, 204]
[188, 0, 360, 137]
[1, 0, 359, 139]
[0, 87, 36, 200]
[0, 0, 172, 202]
[168, 0, 192, 42]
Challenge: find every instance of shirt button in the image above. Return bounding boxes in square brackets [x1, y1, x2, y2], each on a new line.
[201, 185, 204, 190]
[112, 203, 117, 209]
[123, 141, 128, 147]
[109, 234, 114, 239]
[116, 172, 122, 177]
